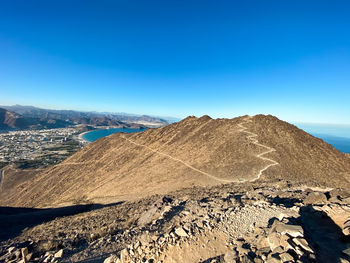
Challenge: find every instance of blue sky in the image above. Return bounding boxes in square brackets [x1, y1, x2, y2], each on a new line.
[0, 0, 350, 124]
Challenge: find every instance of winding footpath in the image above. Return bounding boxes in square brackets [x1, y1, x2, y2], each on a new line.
[237, 116, 279, 182]
[120, 116, 279, 183]
[54, 117, 279, 184]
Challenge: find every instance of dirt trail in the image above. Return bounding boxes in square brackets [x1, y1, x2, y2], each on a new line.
[238, 116, 279, 182]
[120, 134, 235, 183]
[120, 116, 278, 183]
[54, 117, 279, 186]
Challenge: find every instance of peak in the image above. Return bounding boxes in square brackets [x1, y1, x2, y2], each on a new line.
[253, 114, 277, 118]
[181, 116, 197, 122]
[252, 114, 301, 131]
[178, 115, 212, 125]
[252, 114, 282, 122]
[198, 115, 212, 121]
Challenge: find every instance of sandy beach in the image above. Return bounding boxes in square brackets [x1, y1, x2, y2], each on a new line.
[77, 131, 90, 144]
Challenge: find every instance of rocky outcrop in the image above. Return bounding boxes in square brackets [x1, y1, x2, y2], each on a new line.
[2, 181, 350, 263]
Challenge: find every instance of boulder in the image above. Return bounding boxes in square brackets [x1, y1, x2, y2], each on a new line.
[279, 233, 290, 249]
[174, 227, 188, 237]
[137, 207, 160, 227]
[279, 252, 294, 262]
[304, 192, 327, 205]
[267, 232, 280, 250]
[292, 238, 313, 253]
[54, 249, 64, 258]
[275, 223, 304, 238]
[271, 246, 284, 254]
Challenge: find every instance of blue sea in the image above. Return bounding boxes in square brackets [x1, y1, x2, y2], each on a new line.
[82, 128, 146, 142]
[295, 123, 350, 153]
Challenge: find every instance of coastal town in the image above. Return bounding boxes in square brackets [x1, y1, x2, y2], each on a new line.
[0, 127, 87, 168]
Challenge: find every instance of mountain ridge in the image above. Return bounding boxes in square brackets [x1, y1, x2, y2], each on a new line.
[1, 105, 169, 127]
[0, 108, 72, 130]
[0, 107, 148, 130]
[1, 114, 349, 208]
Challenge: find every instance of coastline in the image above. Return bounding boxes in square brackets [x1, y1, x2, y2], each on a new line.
[78, 126, 147, 144]
[77, 131, 90, 144]
[76, 126, 130, 144]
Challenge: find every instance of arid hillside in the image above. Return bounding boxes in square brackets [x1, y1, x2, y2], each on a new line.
[1, 114, 349, 208]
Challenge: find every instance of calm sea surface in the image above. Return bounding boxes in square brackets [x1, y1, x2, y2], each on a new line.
[295, 123, 350, 153]
[82, 128, 146, 142]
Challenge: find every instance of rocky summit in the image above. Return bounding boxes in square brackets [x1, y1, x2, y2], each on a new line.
[1, 114, 350, 262]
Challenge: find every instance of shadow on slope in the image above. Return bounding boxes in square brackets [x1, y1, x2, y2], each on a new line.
[0, 202, 123, 241]
[299, 205, 349, 263]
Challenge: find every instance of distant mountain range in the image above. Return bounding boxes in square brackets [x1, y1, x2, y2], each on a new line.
[0, 105, 169, 130]
[0, 108, 72, 130]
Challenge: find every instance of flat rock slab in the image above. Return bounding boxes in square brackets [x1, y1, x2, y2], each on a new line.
[275, 223, 304, 238]
[175, 227, 188, 237]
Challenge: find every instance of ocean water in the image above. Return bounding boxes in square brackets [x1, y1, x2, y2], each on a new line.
[295, 123, 350, 153]
[82, 128, 146, 142]
[311, 133, 350, 153]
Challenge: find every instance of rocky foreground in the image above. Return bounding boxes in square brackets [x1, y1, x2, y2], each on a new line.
[1, 180, 350, 263]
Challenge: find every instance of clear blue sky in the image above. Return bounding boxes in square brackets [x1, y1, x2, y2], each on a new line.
[0, 0, 349, 124]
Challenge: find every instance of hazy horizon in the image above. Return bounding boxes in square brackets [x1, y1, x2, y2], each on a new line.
[3, 103, 350, 128]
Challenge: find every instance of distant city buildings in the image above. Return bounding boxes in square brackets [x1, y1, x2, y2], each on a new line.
[0, 127, 86, 167]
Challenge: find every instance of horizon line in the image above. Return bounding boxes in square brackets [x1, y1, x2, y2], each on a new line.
[1, 103, 350, 126]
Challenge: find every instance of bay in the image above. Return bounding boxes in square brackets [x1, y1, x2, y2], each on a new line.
[82, 127, 146, 142]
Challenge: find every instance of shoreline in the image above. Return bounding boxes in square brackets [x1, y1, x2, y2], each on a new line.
[76, 127, 125, 144]
[78, 126, 147, 144]
[77, 131, 90, 144]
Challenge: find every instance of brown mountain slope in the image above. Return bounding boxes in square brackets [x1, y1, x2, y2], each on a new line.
[1, 114, 349, 208]
[248, 115, 350, 186]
